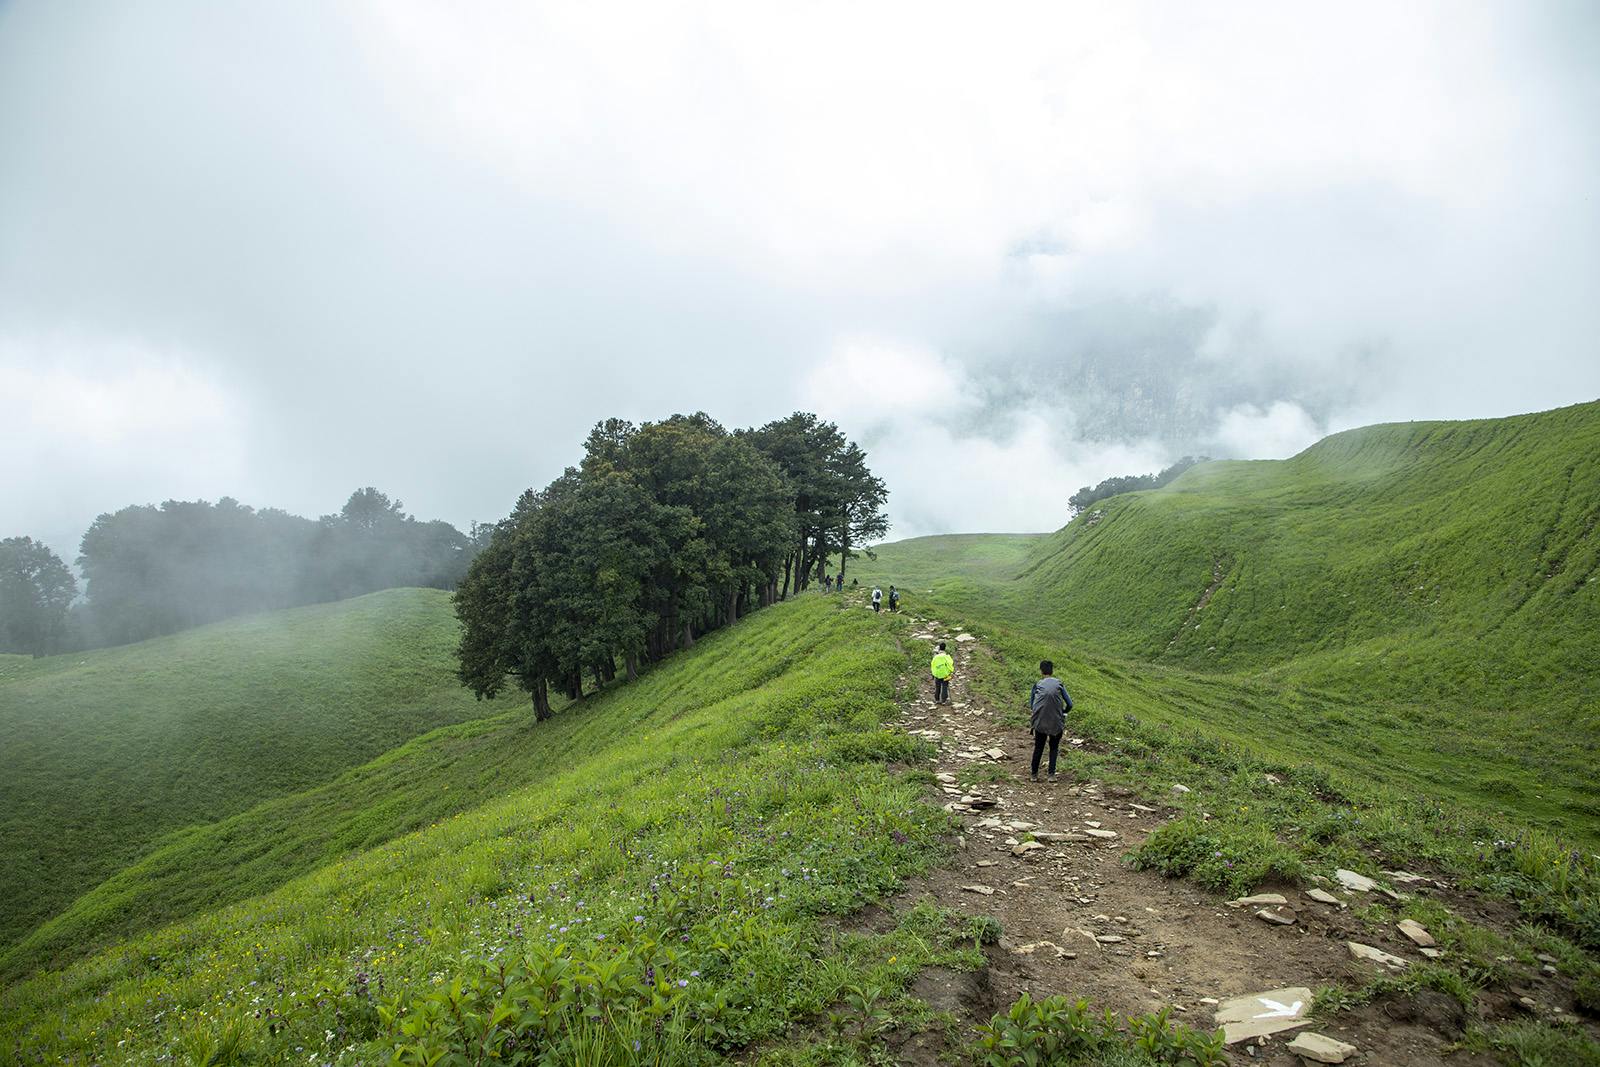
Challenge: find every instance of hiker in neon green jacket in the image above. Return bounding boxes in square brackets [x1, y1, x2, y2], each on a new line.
[930, 642, 954, 705]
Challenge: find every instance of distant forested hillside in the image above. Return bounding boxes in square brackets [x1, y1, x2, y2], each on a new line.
[1, 487, 481, 652]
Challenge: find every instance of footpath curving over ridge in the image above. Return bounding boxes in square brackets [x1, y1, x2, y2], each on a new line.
[875, 602, 1597, 1064]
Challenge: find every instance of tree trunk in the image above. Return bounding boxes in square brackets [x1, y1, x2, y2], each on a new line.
[592, 663, 604, 691]
[781, 553, 793, 599]
[726, 589, 739, 624]
[566, 671, 582, 701]
[601, 658, 615, 683]
[681, 620, 694, 649]
[532, 678, 551, 722]
[625, 651, 639, 682]
[839, 525, 850, 582]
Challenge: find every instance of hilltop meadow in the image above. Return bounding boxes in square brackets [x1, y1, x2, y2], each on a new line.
[2, 402, 1597, 1065]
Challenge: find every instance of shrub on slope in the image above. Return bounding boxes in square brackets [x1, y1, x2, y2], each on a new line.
[0, 589, 488, 953]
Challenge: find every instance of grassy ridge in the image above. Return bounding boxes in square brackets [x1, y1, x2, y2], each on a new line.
[1018, 401, 1600, 710]
[0, 595, 960, 1065]
[0, 589, 490, 953]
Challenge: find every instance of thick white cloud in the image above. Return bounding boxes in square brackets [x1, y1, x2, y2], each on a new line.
[804, 340, 1169, 536]
[2, 0, 1597, 549]
[1213, 401, 1324, 462]
[0, 333, 248, 554]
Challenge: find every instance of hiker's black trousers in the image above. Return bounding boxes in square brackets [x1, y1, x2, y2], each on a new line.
[933, 678, 949, 703]
[1031, 730, 1062, 775]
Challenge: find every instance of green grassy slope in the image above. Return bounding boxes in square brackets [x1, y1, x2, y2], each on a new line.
[1019, 401, 1600, 708]
[855, 401, 1600, 841]
[0, 589, 491, 953]
[1, 596, 957, 1066]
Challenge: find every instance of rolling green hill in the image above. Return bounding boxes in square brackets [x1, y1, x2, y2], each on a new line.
[0, 589, 490, 954]
[1, 595, 956, 1066]
[859, 401, 1600, 841]
[1018, 401, 1599, 706]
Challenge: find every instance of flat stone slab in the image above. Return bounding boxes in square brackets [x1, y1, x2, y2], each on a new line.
[985, 748, 1008, 760]
[1398, 919, 1436, 947]
[1214, 986, 1313, 1044]
[1334, 868, 1377, 892]
[961, 884, 995, 896]
[1012, 841, 1046, 856]
[1287, 1032, 1356, 1063]
[955, 633, 976, 642]
[1256, 908, 1295, 926]
[1305, 888, 1344, 906]
[1346, 941, 1408, 969]
[1229, 893, 1288, 908]
[1083, 828, 1119, 840]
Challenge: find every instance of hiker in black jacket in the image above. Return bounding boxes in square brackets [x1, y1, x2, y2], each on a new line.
[1028, 660, 1073, 783]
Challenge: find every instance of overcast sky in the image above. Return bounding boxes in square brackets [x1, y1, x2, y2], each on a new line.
[3, 1, 1597, 557]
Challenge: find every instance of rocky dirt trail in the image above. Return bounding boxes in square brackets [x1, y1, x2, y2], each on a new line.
[880, 612, 1503, 1066]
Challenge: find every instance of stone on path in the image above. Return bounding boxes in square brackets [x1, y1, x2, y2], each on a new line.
[1286, 1032, 1357, 1063]
[1094, 934, 1124, 943]
[1397, 919, 1436, 947]
[955, 633, 976, 642]
[985, 748, 1008, 760]
[1015, 940, 1068, 957]
[1346, 941, 1408, 969]
[965, 796, 998, 809]
[1213, 986, 1313, 1044]
[936, 772, 957, 783]
[1032, 831, 1089, 843]
[1083, 828, 1119, 840]
[1171, 783, 1191, 795]
[1334, 868, 1377, 893]
[960, 884, 995, 896]
[1256, 908, 1295, 926]
[1229, 893, 1288, 908]
[1012, 840, 1046, 856]
[976, 859, 998, 867]
[1420, 947, 1443, 959]
[1305, 888, 1344, 907]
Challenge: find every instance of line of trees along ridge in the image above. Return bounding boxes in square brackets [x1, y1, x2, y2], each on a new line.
[1068, 455, 1208, 516]
[0, 489, 484, 654]
[455, 411, 888, 720]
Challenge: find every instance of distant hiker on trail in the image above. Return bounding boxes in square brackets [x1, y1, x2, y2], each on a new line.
[930, 642, 954, 704]
[888, 585, 899, 612]
[823, 574, 833, 593]
[870, 585, 883, 612]
[1028, 659, 1073, 783]
[851, 577, 859, 587]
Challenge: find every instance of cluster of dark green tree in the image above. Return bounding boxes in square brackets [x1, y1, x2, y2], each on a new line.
[1068, 455, 1208, 516]
[455, 412, 888, 719]
[0, 537, 79, 656]
[0, 489, 480, 654]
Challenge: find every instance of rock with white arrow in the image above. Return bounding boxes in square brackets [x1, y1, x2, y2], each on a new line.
[1213, 986, 1313, 1043]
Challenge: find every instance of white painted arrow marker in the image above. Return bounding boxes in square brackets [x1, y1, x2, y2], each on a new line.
[1254, 998, 1302, 1019]
[1214, 986, 1313, 1044]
